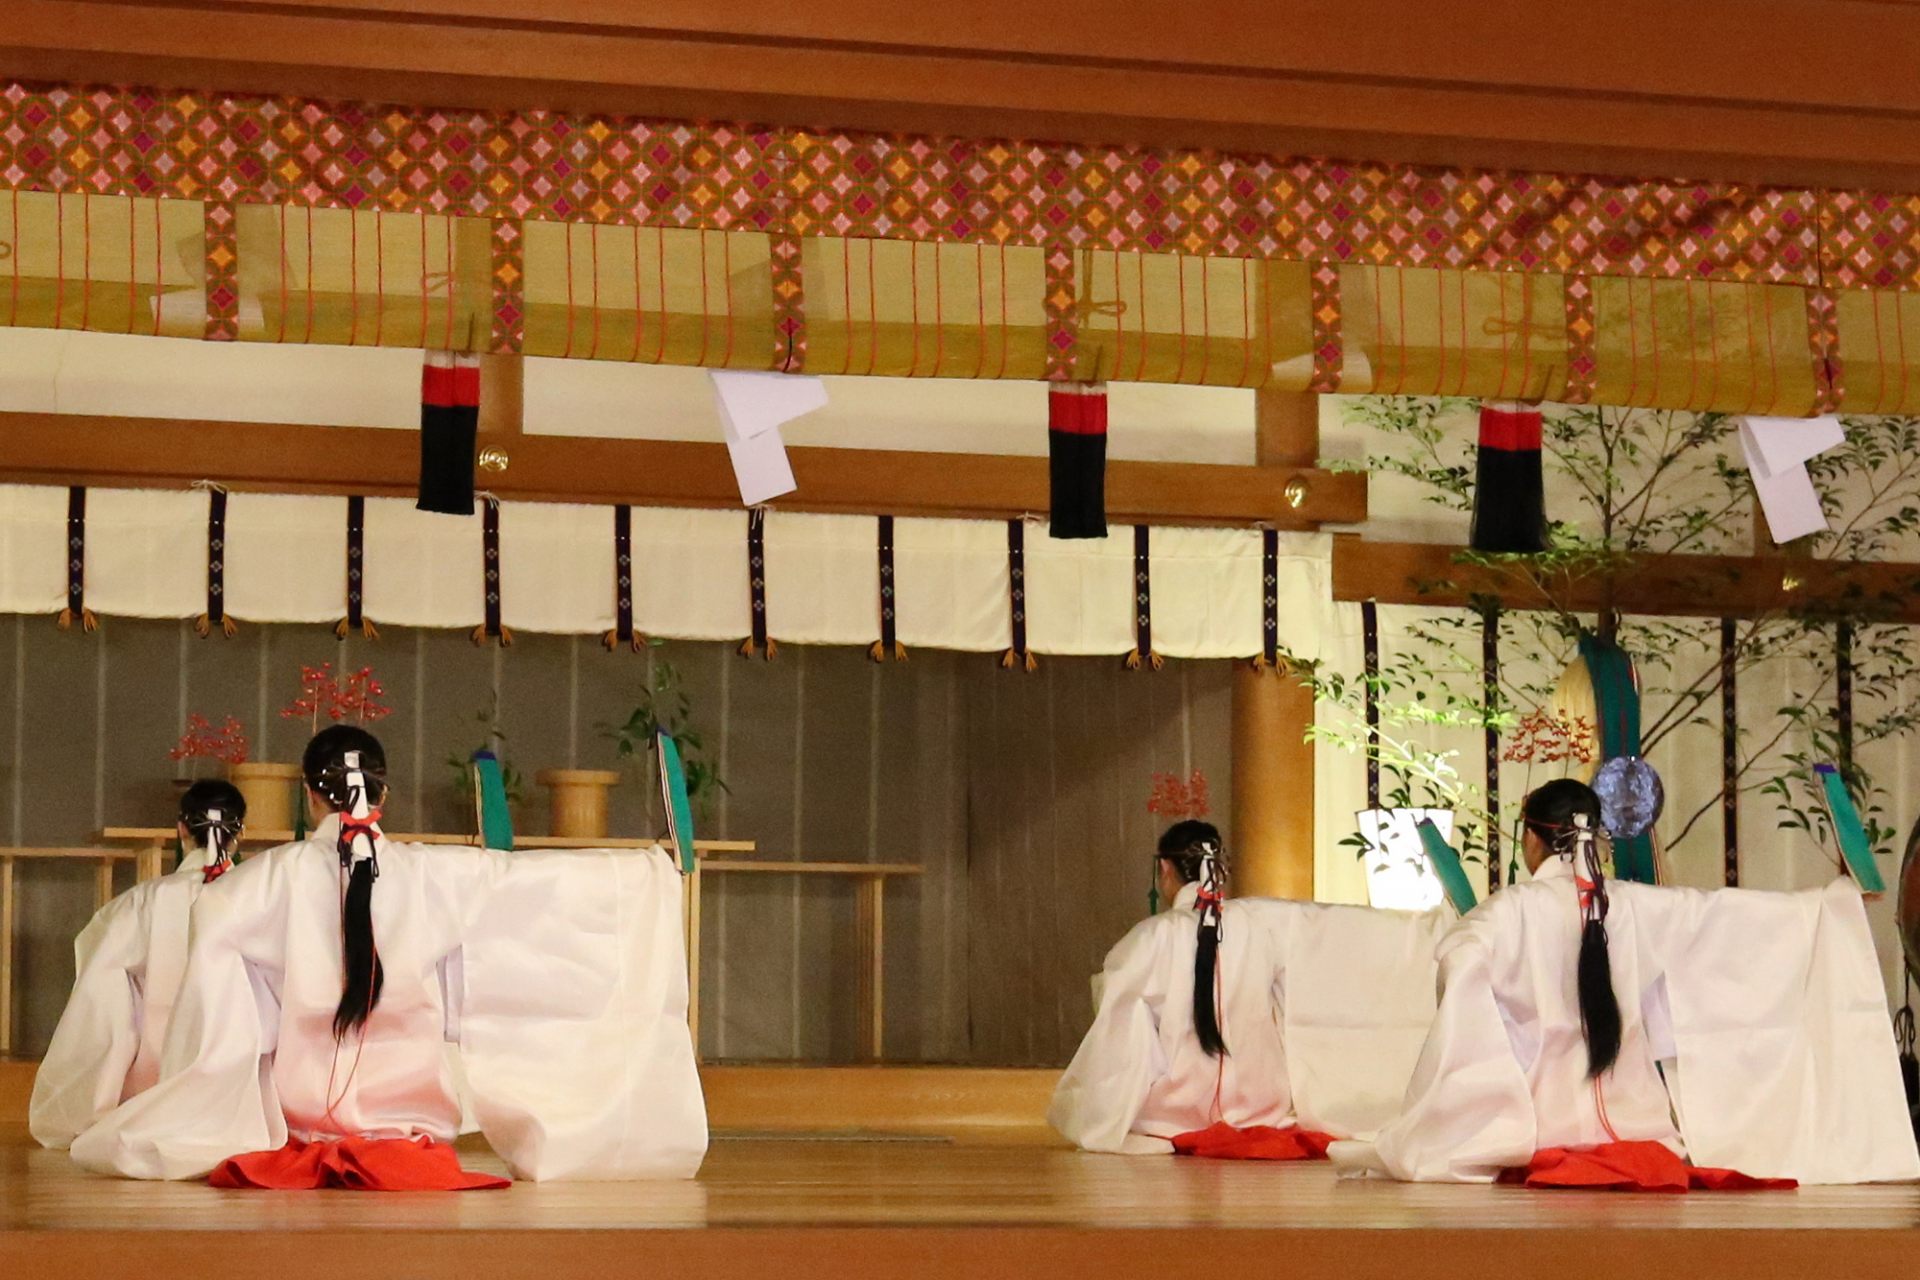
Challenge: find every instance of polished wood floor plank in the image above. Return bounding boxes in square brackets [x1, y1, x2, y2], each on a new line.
[6, 1131, 1920, 1234]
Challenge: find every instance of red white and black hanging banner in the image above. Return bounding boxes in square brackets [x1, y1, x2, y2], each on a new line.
[1124, 524, 1162, 670]
[603, 504, 644, 652]
[870, 515, 905, 663]
[471, 495, 512, 647]
[56, 486, 97, 633]
[335, 495, 377, 639]
[1047, 381, 1108, 540]
[1001, 519, 1036, 672]
[1470, 400, 1548, 554]
[1837, 620, 1855, 774]
[195, 484, 237, 638]
[419, 350, 480, 516]
[739, 507, 776, 660]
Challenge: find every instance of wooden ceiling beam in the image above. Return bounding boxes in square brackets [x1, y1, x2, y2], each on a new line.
[0, 413, 1363, 529]
[1332, 537, 1920, 624]
[7, 1, 1920, 189]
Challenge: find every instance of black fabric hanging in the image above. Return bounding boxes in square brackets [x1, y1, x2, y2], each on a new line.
[336, 495, 377, 639]
[1721, 617, 1739, 887]
[1000, 519, 1036, 672]
[1363, 599, 1382, 810]
[470, 495, 512, 647]
[870, 515, 905, 663]
[56, 485, 96, 632]
[1047, 382, 1108, 540]
[1482, 608, 1502, 892]
[603, 504, 643, 652]
[418, 351, 480, 516]
[195, 485, 237, 638]
[739, 507, 775, 660]
[1470, 401, 1548, 554]
[1124, 524, 1162, 670]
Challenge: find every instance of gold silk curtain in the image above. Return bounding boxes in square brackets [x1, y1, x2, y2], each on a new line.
[520, 221, 774, 367]
[1070, 250, 1315, 388]
[231, 206, 492, 348]
[800, 236, 1048, 379]
[1, 190, 204, 339]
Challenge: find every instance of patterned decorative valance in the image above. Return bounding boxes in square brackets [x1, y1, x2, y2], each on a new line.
[4, 81, 1920, 414]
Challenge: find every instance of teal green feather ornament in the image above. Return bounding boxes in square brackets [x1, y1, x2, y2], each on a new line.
[656, 728, 697, 874]
[470, 749, 514, 851]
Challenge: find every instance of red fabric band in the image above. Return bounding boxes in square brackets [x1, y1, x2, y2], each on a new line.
[209, 1136, 509, 1191]
[1501, 1141, 1796, 1193]
[1478, 404, 1543, 452]
[1172, 1123, 1335, 1161]
[1048, 385, 1109, 437]
[421, 362, 481, 409]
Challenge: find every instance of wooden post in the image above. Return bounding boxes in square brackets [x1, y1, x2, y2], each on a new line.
[853, 876, 886, 1061]
[479, 353, 524, 437]
[1232, 663, 1317, 900]
[0, 856, 13, 1056]
[94, 857, 114, 912]
[683, 866, 702, 1059]
[1232, 389, 1323, 900]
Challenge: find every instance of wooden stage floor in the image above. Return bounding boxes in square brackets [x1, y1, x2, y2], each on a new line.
[6, 1124, 1920, 1279]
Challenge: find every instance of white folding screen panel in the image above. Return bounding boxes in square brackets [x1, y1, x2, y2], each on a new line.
[893, 517, 1008, 652]
[1023, 526, 1136, 655]
[359, 498, 486, 628]
[629, 507, 750, 641]
[763, 511, 878, 645]
[499, 500, 615, 634]
[1149, 526, 1262, 660]
[83, 489, 204, 618]
[0, 484, 68, 614]
[225, 492, 345, 624]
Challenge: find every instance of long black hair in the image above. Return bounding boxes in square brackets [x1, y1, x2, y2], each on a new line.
[1523, 778, 1619, 1078]
[1159, 820, 1229, 1058]
[179, 778, 245, 872]
[303, 725, 389, 1039]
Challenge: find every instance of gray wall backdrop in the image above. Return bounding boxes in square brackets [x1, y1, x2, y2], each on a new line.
[0, 617, 1233, 1066]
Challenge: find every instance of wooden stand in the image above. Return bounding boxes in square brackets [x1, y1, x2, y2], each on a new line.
[534, 769, 621, 839]
[226, 761, 304, 833]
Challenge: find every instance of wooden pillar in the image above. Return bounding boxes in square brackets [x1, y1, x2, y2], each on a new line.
[1232, 389, 1322, 900]
[1232, 662, 1317, 899]
[479, 353, 524, 437]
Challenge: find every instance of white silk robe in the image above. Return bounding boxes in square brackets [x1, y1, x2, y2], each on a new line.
[68, 814, 707, 1182]
[30, 845, 219, 1148]
[1336, 858, 1920, 1184]
[1049, 882, 1451, 1153]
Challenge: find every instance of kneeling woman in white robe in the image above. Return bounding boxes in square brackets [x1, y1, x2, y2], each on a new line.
[31, 781, 244, 1147]
[69, 725, 706, 1187]
[1049, 821, 1449, 1158]
[1336, 778, 1920, 1188]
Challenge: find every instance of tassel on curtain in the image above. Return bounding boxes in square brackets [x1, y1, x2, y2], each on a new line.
[335, 495, 379, 639]
[603, 504, 646, 652]
[470, 495, 512, 647]
[869, 515, 907, 663]
[1123, 524, 1162, 670]
[739, 507, 776, 660]
[194, 483, 238, 638]
[55, 486, 98, 632]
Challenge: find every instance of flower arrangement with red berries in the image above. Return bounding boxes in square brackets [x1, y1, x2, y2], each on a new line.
[280, 662, 393, 735]
[169, 713, 250, 768]
[1147, 770, 1211, 820]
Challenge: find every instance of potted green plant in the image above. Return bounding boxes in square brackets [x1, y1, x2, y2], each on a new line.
[600, 644, 727, 823]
